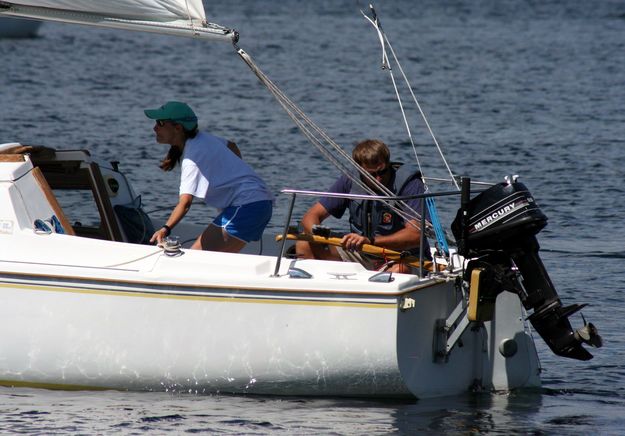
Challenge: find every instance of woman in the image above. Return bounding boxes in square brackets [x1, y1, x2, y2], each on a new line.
[145, 101, 273, 253]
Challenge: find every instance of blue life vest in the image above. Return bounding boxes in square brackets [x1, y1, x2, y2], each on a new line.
[347, 163, 423, 240]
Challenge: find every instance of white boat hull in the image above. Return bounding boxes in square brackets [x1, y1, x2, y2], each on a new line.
[0, 239, 540, 398]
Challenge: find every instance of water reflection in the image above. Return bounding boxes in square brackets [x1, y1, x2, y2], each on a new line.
[0, 388, 547, 434]
[4, 384, 625, 434]
[390, 391, 543, 434]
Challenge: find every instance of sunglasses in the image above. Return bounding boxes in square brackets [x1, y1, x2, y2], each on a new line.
[156, 119, 172, 127]
[365, 166, 390, 178]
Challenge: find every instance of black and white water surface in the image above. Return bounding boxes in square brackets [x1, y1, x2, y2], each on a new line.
[1, 0, 625, 433]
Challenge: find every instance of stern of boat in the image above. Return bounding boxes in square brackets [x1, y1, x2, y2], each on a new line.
[395, 276, 541, 399]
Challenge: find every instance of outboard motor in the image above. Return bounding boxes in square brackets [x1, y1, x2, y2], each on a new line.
[451, 176, 602, 360]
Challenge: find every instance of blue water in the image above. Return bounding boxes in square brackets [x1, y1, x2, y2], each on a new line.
[2, 0, 625, 433]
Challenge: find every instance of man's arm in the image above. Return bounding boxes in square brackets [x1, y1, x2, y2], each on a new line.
[296, 202, 340, 260]
[340, 219, 421, 252]
[370, 219, 421, 250]
[301, 202, 331, 233]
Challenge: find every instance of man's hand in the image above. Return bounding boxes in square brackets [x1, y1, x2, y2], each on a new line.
[340, 233, 373, 251]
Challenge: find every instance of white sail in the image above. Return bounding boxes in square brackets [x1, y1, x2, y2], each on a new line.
[5, 0, 206, 22]
[0, 0, 236, 41]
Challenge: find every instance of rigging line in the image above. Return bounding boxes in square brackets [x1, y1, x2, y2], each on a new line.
[377, 35, 457, 245]
[362, 8, 425, 183]
[244, 60, 359, 180]
[239, 50, 374, 197]
[239, 51, 353, 166]
[246, 53, 426, 221]
[282, 89, 427, 227]
[363, 5, 459, 191]
[236, 47, 435, 236]
[360, 8, 389, 70]
[182, 0, 197, 34]
[362, 9, 425, 185]
[237, 49, 397, 196]
[361, 6, 454, 248]
[238, 47, 433, 235]
[385, 50, 426, 183]
[383, 35, 459, 190]
[238, 48, 380, 188]
[239, 50, 390, 200]
[359, 11, 435, 222]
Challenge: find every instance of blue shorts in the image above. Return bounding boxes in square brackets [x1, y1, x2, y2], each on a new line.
[212, 200, 273, 242]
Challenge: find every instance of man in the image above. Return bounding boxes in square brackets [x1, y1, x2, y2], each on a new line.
[296, 139, 429, 272]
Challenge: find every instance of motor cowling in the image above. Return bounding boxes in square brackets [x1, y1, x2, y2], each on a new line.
[451, 178, 602, 361]
[451, 179, 548, 250]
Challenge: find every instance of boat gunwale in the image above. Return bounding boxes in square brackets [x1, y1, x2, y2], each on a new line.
[0, 267, 455, 300]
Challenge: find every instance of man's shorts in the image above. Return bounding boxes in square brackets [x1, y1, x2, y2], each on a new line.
[212, 200, 273, 242]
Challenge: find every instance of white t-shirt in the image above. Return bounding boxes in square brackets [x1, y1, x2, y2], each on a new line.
[179, 132, 273, 209]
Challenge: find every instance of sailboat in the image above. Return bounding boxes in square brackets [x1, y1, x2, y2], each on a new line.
[0, 1, 601, 399]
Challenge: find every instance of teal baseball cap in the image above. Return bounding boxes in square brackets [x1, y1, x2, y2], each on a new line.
[144, 101, 198, 130]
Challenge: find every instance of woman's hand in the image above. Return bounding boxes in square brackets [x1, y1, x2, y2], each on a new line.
[150, 226, 170, 245]
[150, 194, 193, 246]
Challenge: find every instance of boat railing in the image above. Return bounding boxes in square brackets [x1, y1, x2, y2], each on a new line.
[274, 187, 466, 278]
